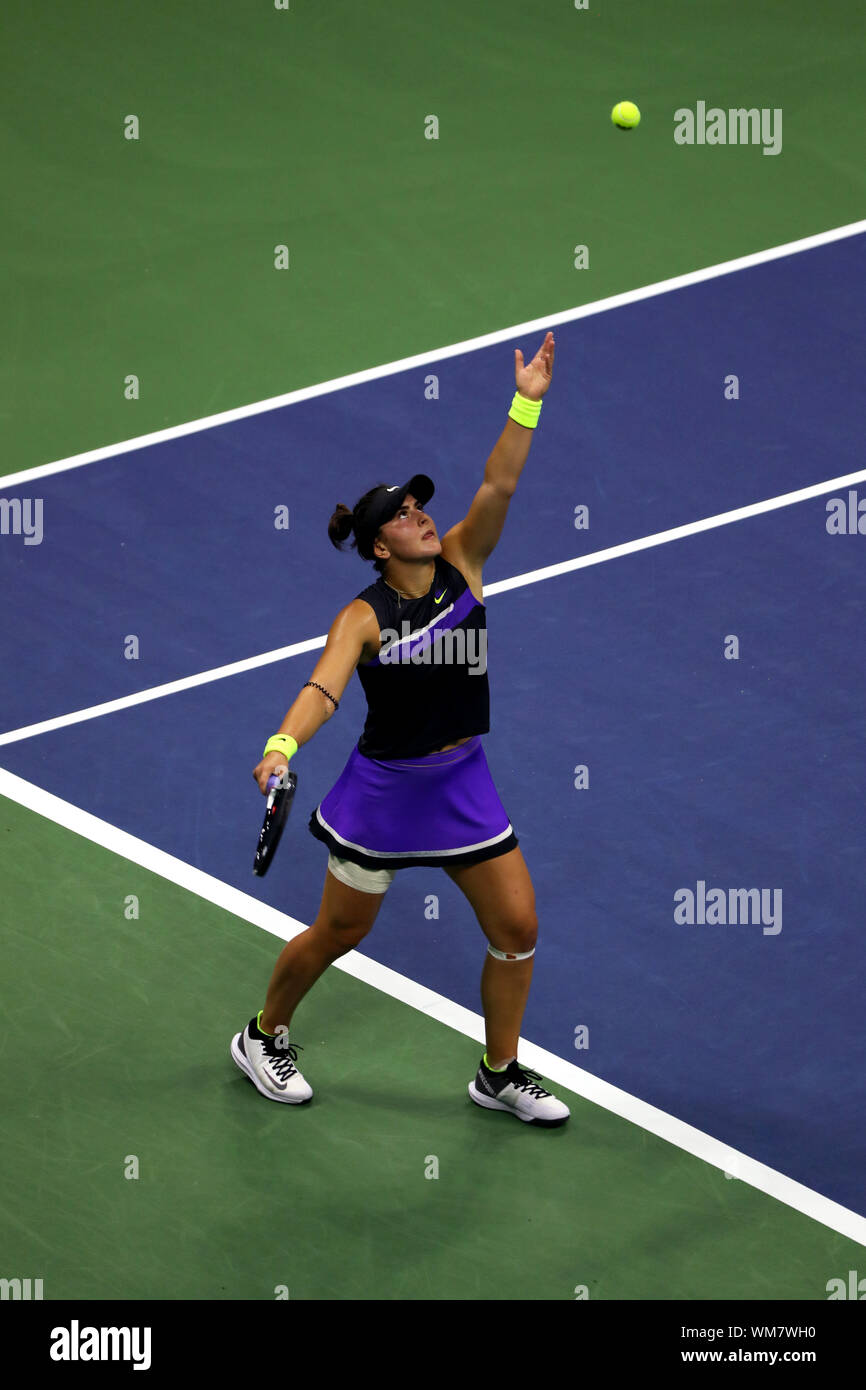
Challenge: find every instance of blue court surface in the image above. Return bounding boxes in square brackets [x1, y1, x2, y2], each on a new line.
[2, 235, 865, 1217]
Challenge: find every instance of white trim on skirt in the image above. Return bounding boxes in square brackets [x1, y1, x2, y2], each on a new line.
[314, 805, 514, 859]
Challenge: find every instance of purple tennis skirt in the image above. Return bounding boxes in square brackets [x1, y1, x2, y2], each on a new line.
[308, 735, 518, 871]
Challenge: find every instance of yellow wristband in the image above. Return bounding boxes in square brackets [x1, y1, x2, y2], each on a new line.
[263, 733, 298, 763]
[508, 391, 543, 428]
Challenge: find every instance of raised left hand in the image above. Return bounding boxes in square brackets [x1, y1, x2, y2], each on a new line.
[514, 331, 555, 401]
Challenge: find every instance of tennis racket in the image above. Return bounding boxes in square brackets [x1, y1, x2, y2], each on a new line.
[253, 768, 298, 877]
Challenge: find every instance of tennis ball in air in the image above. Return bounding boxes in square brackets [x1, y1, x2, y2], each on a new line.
[612, 101, 641, 129]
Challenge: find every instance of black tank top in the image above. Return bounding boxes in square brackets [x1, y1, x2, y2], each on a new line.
[354, 555, 490, 759]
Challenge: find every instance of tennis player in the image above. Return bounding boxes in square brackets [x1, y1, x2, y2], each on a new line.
[232, 331, 569, 1126]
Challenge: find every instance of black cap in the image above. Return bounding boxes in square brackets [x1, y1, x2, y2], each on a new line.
[354, 473, 435, 556]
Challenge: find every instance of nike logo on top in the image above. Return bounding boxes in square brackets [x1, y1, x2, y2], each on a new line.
[386, 486, 399, 491]
[434, 590, 447, 604]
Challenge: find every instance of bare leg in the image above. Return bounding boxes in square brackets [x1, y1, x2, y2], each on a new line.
[260, 868, 388, 1034]
[443, 847, 539, 1066]
[479, 954, 535, 1066]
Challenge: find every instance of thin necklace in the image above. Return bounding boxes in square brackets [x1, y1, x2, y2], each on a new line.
[383, 571, 434, 608]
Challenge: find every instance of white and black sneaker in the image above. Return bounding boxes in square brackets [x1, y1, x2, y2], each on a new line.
[469, 1057, 570, 1126]
[230, 1015, 313, 1104]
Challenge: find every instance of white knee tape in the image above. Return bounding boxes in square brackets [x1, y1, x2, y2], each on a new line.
[487, 944, 536, 961]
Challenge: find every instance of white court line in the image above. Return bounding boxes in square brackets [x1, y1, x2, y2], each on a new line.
[3, 463, 866, 748]
[2, 219, 864, 493]
[1, 763, 863, 1249]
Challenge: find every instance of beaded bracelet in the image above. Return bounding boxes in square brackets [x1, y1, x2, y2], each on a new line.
[303, 680, 339, 711]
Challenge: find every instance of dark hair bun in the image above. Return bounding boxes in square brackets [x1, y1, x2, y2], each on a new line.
[328, 503, 355, 551]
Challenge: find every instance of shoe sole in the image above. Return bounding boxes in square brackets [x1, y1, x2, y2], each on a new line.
[230, 1033, 313, 1105]
[468, 1080, 569, 1127]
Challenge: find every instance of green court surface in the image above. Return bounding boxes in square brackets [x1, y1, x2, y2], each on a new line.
[2, 0, 865, 1302]
[2, 0, 864, 478]
[2, 797, 863, 1300]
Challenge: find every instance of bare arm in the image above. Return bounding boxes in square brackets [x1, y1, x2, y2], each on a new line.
[253, 599, 379, 791]
[440, 332, 555, 572]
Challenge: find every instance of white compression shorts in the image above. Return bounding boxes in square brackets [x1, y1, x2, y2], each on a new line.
[327, 852, 396, 895]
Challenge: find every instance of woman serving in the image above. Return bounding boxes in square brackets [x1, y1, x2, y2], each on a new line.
[231, 331, 569, 1126]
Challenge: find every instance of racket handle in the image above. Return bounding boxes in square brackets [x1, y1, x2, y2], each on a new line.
[266, 774, 280, 791]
